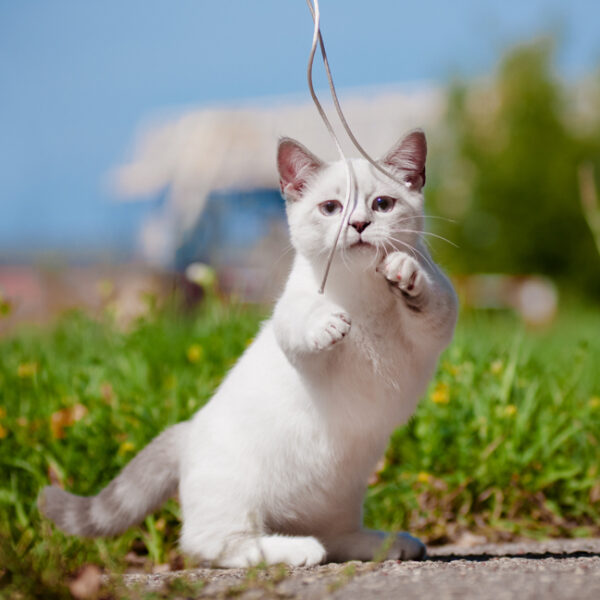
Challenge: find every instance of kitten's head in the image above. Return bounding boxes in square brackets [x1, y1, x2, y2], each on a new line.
[277, 130, 427, 269]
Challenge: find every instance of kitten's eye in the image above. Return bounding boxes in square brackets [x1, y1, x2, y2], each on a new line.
[372, 196, 396, 212]
[318, 200, 343, 216]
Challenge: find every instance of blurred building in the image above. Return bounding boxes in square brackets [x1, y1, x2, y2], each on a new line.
[110, 86, 444, 297]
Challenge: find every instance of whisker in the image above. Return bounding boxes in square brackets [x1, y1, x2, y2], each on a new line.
[417, 236, 433, 251]
[422, 215, 457, 224]
[392, 229, 459, 248]
[392, 240, 420, 264]
[392, 215, 456, 228]
[367, 242, 381, 271]
[386, 236, 436, 270]
[339, 238, 351, 272]
[272, 243, 296, 267]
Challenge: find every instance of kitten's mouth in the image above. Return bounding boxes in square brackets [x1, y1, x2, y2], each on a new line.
[350, 240, 374, 249]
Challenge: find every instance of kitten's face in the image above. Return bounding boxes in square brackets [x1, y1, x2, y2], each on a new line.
[278, 131, 427, 269]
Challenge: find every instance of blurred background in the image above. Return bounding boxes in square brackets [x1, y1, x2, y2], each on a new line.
[1, 0, 600, 328]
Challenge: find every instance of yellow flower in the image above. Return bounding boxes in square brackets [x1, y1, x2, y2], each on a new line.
[119, 441, 135, 454]
[0, 424, 7, 439]
[443, 361, 460, 376]
[186, 344, 204, 364]
[431, 382, 450, 404]
[589, 396, 600, 409]
[504, 404, 517, 416]
[17, 362, 38, 378]
[417, 472, 431, 483]
[490, 360, 503, 375]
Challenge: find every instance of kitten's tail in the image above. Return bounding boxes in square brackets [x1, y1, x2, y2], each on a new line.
[38, 421, 189, 537]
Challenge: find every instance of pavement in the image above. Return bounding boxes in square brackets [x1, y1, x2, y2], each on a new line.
[119, 538, 600, 599]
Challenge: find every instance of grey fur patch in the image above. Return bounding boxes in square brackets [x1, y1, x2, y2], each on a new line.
[402, 293, 425, 313]
[38, 486, 94, 536]
[38, 421, 189, 538]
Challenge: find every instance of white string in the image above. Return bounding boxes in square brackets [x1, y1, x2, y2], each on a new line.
[304, 0, 404, 293]
[305, 0, 356, 294]
[304, 1, 406, 189]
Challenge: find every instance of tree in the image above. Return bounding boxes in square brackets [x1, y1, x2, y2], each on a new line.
[429, 39, 600, 298]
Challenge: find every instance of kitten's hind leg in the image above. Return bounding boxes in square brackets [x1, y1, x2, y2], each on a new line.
[324, 529, 426, 562]
[179, 482, 326, 567]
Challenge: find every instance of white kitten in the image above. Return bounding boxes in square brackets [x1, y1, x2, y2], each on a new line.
[39, 130, 458, 568]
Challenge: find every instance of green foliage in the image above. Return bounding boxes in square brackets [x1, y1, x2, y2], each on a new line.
[1, 300, 599, 594]
[428, 39, 600, 296]
[0, 300, 262, 597]
[366, 307, 600, 542]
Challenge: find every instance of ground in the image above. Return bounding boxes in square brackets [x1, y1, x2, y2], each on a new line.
[117, 538, 600, 599]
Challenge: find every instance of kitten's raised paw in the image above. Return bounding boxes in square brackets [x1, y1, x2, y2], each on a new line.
[378, 252, 427, 297]
[306, 307, 351, 352]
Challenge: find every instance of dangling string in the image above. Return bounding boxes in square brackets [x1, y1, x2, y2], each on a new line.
[305, 0, 356, 294]
[305, 0, 405, 188]
[305, 0, 404, 293]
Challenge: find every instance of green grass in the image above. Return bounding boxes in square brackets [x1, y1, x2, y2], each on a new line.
[366, 308, 600, 542]
[1, 298, 599, 596]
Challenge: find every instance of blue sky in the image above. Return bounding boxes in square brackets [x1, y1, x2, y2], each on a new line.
[1, 0, 599, 259]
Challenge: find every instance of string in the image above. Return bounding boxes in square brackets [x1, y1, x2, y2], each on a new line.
[304, 1, 406, 189]
[304, 0, 405, 293]
[305, 0, 356, 294]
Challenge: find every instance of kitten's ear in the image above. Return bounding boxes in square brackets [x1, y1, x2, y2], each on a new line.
[380, 129, 427, 191]
[277, 138, 323, 201]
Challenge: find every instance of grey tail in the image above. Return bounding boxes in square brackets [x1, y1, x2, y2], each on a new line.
[38, 421, 189, 537]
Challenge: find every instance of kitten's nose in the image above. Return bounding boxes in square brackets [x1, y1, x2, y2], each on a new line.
[350, 220, 371, 234]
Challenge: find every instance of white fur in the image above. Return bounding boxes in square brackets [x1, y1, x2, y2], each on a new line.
[177, 135, 458, 567]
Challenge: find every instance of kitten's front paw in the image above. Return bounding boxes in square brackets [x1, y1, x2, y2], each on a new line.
[306, 307, 351, 352]
[378, 252, 428, 297]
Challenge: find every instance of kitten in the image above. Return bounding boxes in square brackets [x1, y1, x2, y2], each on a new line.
[39, 130, 458, 567]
